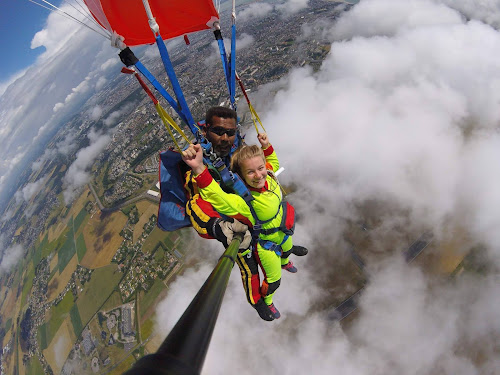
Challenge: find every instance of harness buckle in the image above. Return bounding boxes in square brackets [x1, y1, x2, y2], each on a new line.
[261, 241, 282, 256]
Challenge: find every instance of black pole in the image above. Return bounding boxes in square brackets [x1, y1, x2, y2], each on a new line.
[123, 233, 243, 375]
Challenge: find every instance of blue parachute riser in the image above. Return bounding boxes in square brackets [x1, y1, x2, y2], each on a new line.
[155, 34, 201, 141]
[119, 47, 193, 132]
[214, 29, 232, 106]
[133, 61, 188, 125]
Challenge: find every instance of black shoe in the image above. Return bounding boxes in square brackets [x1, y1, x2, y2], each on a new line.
[254, 299, 274, 321]
[291, 245, 308, 256]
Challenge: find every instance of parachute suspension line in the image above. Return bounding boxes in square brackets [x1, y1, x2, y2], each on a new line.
[236, 73, 266, 134]
[141, 0, 160, 35]
[60, 0, 104, 31]
[121, 67, 192, 153]
[28, 0, 111, 40]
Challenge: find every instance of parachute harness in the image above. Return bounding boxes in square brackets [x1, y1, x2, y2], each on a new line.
[229, 171, 293, 256]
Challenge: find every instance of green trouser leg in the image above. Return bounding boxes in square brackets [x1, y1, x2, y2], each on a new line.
[258, 237, 293, 305]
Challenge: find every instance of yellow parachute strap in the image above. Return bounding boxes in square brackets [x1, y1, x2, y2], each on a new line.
[248, 102, 266, 134]
[268, 169, 287, 197]
[155, 102, 193, 153]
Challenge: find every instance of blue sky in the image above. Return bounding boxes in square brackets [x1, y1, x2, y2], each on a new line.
[0, 1, 51, 83]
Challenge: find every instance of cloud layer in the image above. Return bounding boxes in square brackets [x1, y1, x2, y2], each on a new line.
[0, 244, 24, 273]
[155, 1, 500, 374]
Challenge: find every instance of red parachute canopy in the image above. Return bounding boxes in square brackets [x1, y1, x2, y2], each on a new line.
[83, 0, 220, 46]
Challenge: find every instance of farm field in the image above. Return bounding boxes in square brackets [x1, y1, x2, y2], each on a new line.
[80, 211, 128, 269]
[133, 201, 158, 242]
[76, 264, 122, 326]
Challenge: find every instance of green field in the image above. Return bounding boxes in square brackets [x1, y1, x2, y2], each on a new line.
[45, 292, 74, 347]
[76, 265, 122, 326]
[76, 233, 87, 262]
[142, 227, 170, 252]
[5, 318, 12, 333]
[21, 261, 35, 307]
[70, 304, 84, 338]
[57, 219, 76, 273]
[121, 204, 136, 216]
[73, 207, 88, 233]
[163, 236, 175, 250]
[40, 228, 68, 260]
[102, 291, 123, 312]
[26, 354, 45, 375]
[32, 245, 41, 268]
[38, 323, 48, 351]
[139, 278, 166, 317]
[136, 122, 155, 140]
[153, 243, 167, 261]
[39, 233, 52, 260]
[13, 262, 23, 287]
[140, 317, 155, 340]
[108, 352, 137, 375]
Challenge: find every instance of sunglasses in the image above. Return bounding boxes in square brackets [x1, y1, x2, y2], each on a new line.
[208, 127, 237, 137]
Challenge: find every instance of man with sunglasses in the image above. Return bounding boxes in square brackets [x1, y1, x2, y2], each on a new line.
[183, 106, 275, 321]
[203, 106, 238, 159]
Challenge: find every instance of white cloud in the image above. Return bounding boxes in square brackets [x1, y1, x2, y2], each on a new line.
[54, 77, 92, 113]
[90, 105, 103, 120]
[0, 68, 28, 97]
[100, 57, 119, 71]
[0, 244, 24, 273]
[103, 103, 135, 127]
[440, 0, 500, 28]
[95, 76, 108, 91]
[14, 176, 47, 204]
[237, 3, 274, 22]
[276, 0, 310, 15]
[57, 132, 78, 156]
[63, 128, 111, 203]
[331, 0, 462, 40]
[31, 132, 79, 172]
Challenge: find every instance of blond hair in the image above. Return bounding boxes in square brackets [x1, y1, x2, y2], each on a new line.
[230, 145, 265, 175]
